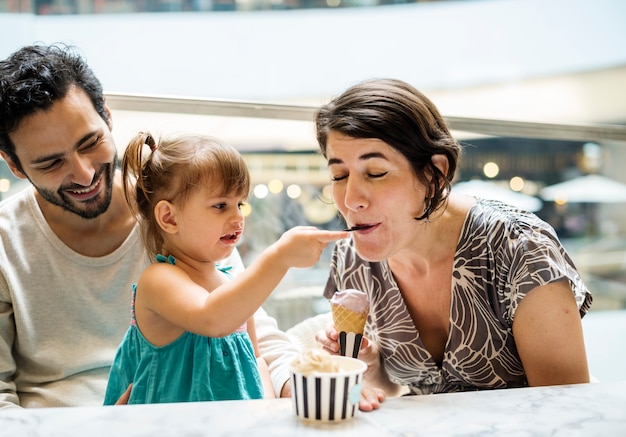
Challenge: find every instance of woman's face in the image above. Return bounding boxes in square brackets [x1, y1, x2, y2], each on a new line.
[325, 131, 429, 261]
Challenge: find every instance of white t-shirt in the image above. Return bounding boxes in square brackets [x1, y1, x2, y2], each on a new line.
[0, 186, 146, 407]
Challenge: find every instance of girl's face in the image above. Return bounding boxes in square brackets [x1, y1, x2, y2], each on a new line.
[172, 185, 246, 264]
[326, 131, 429, 261]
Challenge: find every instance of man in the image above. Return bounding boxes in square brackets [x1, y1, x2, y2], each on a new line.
[0, 43, 298, 408]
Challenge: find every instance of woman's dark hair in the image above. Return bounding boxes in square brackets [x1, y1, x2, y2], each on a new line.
[315, 78, 461, 220]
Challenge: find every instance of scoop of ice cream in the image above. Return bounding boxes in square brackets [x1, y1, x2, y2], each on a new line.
[290, 349, 339, 375]
[329, 289, 369, 313]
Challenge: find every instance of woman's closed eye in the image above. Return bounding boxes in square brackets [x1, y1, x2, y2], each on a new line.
[369, 171, 388, 179]
[331, 174, 347, 182]
[331, 171, 388, 182]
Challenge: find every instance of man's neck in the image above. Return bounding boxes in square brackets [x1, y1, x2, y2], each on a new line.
[35, 182, 137, 257]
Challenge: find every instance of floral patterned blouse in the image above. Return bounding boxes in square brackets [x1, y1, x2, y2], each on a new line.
[324, 198, 592, 394]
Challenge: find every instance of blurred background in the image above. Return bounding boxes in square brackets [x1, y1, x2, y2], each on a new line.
[1, 0, 625, 379]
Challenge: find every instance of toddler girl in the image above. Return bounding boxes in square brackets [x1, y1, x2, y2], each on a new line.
[104, 132, 347, 404]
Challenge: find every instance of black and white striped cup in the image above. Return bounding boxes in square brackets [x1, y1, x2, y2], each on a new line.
[289, 356, 366, 422]
[338, 331, 364, 359]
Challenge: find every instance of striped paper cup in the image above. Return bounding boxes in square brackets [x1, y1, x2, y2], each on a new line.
[338, 331, 364, 359]
[289, 355, 366, 423]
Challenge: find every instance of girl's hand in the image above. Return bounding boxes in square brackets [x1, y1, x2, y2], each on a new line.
[273, 227, 348, 269]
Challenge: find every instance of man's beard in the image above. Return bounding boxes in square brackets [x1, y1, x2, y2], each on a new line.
[33, 159, 117, 220]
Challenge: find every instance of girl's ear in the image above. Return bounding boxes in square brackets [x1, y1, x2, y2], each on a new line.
[154, 200, 178, 234]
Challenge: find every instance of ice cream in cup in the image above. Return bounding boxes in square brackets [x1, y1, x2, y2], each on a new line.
[289, 349, 366, 422]
[330, 289, 369, 358]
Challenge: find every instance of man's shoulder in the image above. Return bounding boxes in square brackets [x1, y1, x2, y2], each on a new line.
[0, 186, 32, 221]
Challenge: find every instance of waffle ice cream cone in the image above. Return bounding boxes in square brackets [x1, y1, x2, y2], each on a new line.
[331, 304, 367, 334]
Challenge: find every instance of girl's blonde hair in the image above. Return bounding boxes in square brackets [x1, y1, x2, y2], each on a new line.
[121, 132, 250, 258]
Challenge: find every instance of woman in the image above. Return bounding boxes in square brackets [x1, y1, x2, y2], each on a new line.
[315, 78, 592, 401]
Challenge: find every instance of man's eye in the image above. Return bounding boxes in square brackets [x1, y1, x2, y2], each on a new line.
[38, 160, 62, 172]
[80, 137, 100, 152]
[331, 175, 347, 182]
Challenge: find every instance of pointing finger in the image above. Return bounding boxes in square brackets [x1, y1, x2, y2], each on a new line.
[314, 230, 349, 243]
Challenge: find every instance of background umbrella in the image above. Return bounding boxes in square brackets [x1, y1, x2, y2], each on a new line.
[539, 174, 626, 204]
[452, 179, 543, 212]
[540, 174, 626, 237]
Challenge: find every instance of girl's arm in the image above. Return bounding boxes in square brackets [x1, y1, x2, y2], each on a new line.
[138, 227, 348, 340]
[513, 279, 590, 386]
[247, 317, 275, 398]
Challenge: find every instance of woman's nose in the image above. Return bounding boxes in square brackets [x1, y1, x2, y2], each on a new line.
[343, 177, 367, 212]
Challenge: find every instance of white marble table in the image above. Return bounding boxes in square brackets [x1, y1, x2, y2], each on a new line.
[3, 381, 625, 436]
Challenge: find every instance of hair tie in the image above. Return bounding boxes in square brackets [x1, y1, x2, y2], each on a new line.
[145, 134, 157, 152]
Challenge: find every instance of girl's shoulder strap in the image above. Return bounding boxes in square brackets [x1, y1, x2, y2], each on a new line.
[156, 254, 176, 265]
[216, 263, 233, 279]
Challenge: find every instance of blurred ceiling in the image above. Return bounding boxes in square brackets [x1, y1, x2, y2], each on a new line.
[2, 0, 625, 151]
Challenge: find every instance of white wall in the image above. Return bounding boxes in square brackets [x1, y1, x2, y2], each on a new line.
[583, 310, 626, 382]
[2, 0, 625, 107]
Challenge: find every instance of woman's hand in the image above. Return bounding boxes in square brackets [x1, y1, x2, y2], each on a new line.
[359, 386, 386, 411]
[314, 323, 341, 353]
[315, 323, 394, 411]
[314, 324, 378, 363]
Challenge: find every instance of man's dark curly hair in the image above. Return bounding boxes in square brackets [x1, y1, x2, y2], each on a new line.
[0, 43, 108, 173]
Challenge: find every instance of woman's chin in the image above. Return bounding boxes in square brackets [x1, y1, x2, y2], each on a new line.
[353, 242, 386, 263]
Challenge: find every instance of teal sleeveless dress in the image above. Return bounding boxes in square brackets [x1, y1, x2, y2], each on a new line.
[103, 255, 263, 404]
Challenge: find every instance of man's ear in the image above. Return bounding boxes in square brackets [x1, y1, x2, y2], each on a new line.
[0, 151, 27, 179]
[104, 103, 113, 131]
[154, 200, 178, 234]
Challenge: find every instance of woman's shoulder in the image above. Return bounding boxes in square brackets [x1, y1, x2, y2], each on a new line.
[455, 198, 568, 266]
[464, 198, 556, 238]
